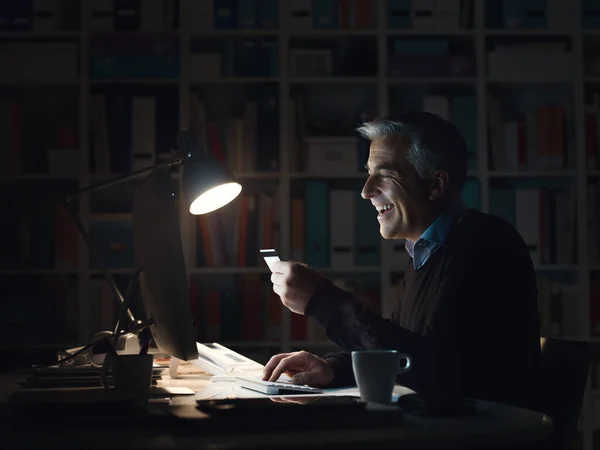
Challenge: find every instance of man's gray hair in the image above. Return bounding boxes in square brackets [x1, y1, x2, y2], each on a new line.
[356, 113, 468, 193]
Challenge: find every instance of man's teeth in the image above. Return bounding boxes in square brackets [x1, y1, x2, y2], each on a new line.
[377, 204, 394, 214]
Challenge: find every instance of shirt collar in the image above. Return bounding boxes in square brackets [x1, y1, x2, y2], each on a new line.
[406, 204, 467, 249]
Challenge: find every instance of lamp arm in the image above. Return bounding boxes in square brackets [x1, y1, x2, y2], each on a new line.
[65, 160, 180, 202]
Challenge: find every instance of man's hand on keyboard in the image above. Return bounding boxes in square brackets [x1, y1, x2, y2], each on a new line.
[262, 351, 334, 387]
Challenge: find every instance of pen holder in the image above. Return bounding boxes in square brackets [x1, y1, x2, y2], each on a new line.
[100, 353, 154, 401]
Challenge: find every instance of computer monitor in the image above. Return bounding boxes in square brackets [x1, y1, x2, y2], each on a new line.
[131, 164, 199, 362]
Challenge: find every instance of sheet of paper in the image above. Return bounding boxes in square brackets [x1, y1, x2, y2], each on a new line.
[159, 371, 416, 402]
[193, 382, 416, 401]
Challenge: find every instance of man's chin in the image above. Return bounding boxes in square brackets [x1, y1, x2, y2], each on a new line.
[380, 223, 407, 240]
[379, 225, 397, 240]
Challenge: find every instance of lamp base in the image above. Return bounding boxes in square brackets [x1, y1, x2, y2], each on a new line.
[59, 332, 141, 367]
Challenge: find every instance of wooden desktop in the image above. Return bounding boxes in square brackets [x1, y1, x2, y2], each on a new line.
[0, 365, 552, 450]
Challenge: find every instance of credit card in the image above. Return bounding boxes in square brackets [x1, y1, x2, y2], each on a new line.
[260, 249, 280, 272]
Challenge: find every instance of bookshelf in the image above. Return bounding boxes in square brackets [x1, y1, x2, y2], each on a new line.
[0, 0, 597, 448]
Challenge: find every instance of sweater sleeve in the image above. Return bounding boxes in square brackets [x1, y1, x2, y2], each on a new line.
[321, 351, 356, 388]
[305, 279, 437, 353]
[305, 262, 474, 397]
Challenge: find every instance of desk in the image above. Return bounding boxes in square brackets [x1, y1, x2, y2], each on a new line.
[0, 369, 552, 450]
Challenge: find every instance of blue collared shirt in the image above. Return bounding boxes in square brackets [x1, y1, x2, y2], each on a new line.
[405, 207, 466, 270]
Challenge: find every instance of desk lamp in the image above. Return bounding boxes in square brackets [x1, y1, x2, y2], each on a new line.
[63, 131, 241, 354]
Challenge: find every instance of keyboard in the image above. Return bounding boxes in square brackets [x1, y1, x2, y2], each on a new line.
[235, 375, 323, 395]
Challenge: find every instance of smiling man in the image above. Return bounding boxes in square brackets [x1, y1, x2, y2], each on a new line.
[264, 113, 542, 411]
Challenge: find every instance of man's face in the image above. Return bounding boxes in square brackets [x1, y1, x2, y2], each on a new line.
[361, 136, 433, 241]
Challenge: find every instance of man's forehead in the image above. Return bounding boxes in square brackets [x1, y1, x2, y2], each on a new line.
[367, 136, 408, 167]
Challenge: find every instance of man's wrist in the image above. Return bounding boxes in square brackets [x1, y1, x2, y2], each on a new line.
[323, 353, 356, 388]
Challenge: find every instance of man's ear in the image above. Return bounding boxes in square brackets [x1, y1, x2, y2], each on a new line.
[429, 171, 450, 200]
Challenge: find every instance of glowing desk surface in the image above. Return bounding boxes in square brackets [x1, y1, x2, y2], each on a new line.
[0, 368, 552, 450]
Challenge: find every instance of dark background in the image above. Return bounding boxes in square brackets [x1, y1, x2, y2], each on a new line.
[0, 1, 596, 448]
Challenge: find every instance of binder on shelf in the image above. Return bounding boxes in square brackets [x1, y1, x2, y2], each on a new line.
[387, 0, 411, 29]
[515, 189, 541, 266]
[312, 0, 337, 29]
[291, 198, 305, 262]
[411, 0, 437, 30]
[521, 0, 546, 28]
[131, 97, 157, 172]
[213, 0, 236, 29]
[32, 212, 54, 270]
[89, 35, 180, 79]
[584, 0, 600, 29]
[237, 0, 257, 29]
[287, 0, 312, 32]
[461, 179, 481, 211]
[450, 96, 477, 171]
[329, 190, 355, 268]
[305, 181, 329, 267]
[431, 0, 461, 30]
[503, 0, 523, 29]
[8, 0, 34, 31]
[256, 85, 279, 171]
[490, 189, 516, 226]
[89, 221, 135, 270]
[502, 0, 546, 29]
[306, 137, 356, 174]
[106, 91, 132, 174]
[258, 0, 278, 28]
[340, 0, 373, 28]
[354, 192, 381, 267]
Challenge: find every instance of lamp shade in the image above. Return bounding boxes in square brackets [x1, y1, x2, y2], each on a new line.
[182, 150, 242, 215]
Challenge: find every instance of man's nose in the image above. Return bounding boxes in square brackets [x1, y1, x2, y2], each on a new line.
[361, 176, 378, 199]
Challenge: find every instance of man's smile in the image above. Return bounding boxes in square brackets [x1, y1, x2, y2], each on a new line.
[375, 203, 395, 219]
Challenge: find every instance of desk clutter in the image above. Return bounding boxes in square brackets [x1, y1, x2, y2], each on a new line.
[20, 363, 164, 389]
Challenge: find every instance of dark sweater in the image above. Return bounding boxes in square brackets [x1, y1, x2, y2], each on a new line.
[305, 209, 542, 411]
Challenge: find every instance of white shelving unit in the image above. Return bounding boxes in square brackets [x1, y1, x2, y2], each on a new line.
[0, 0, 597, 448]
